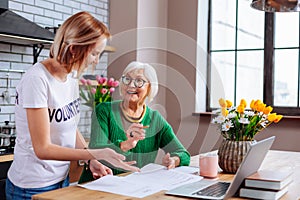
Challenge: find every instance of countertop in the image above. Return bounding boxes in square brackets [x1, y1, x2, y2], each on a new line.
[0, 154, 13, 162]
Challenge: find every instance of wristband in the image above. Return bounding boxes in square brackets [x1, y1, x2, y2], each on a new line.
[83, 147, 90, 170]
[85, 159, 91, 170]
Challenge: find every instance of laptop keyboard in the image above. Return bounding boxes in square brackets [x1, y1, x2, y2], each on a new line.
[192, 182, 230, 197]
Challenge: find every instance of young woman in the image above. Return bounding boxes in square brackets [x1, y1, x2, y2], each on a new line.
[6, 11, 139, 200]
[79, 61, 190, 183]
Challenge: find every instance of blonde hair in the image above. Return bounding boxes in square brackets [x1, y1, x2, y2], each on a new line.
[50, 11, 111, 74]
[120, 61, 158, 102]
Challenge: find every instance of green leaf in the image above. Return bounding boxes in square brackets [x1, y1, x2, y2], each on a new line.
[79, 89, 89, 102]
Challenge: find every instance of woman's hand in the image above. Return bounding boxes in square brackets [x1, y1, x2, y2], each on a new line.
[121, 123, 146, 151]
[89, 159, 113, 179]
[89, 148, 140, 172]
[162, 153, 180, 169]
[126, 123, 146, 141]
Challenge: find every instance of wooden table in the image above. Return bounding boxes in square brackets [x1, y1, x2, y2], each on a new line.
[32, 150, 300, 200]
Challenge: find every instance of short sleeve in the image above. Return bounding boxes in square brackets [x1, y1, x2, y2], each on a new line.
[22, 75, 48, 108]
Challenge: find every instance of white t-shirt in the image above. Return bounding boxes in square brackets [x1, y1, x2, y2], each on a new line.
[8, 63, 80, 188]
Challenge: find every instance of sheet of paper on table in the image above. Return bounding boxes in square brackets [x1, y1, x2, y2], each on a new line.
[78, 163, 202, 198]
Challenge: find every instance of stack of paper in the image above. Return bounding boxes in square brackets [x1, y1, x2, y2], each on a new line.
[78, 163, 202, 198]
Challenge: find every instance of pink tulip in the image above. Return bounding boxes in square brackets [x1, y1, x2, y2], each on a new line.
[86, 79, 92, 85]
[109, 87, 115, 93]
[96, 75, 101, 82]
[107, 78, 115, 86]
[91, 88, 96, 94]
[98, 77, 107, 85]
[80, 78, 87, 85]
[112, 80, 119, 87]
[101, 88, 108, 94]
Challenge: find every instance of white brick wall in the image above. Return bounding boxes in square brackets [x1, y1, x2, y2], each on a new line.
[0, 0, 110, 138]
[24, 4, 45, 15]
[35, 0, 55, 10]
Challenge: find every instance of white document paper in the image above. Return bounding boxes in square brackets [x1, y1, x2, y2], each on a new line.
[172, 165, 199, 175]
[79, 175, 162, 198]
[78, 163, 202, 198]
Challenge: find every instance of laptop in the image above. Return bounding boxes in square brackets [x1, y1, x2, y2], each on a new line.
[166, 136, 275, 200]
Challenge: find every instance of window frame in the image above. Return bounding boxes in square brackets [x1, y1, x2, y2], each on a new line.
[203, 2, 300, 116]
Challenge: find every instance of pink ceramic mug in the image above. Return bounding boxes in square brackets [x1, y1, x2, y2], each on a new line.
[199, 154, 218, 178]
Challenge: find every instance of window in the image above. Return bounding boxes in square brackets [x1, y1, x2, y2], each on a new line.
[196, 0, 300, 115]
[273, 12, 300, 114]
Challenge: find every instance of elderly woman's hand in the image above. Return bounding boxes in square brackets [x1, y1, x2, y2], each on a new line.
[162, 153, 180, 169]
[120, 123, 146, 151]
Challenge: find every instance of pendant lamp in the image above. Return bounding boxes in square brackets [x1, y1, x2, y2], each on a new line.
[251, 0, 300, 12]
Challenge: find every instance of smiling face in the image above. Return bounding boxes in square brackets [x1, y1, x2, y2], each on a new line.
[121, 68, 150, 105]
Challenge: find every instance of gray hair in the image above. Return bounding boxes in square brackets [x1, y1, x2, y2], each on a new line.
[119, 61, 158, 102]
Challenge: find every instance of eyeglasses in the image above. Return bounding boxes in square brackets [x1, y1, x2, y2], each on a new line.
[121, 76, 148, 88]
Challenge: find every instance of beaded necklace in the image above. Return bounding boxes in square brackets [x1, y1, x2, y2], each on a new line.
[120, 102, 146, 123]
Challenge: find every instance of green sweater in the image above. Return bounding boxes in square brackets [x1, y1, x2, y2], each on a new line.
[79, 100, 190, 183]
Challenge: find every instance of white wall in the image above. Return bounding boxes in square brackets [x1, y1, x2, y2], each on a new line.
[108, 0, 203, 154]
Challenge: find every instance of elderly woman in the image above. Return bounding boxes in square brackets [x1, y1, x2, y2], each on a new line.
[79, 61, 190, 183]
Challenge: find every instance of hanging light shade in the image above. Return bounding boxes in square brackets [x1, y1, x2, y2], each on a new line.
[251, 0, 300, 12]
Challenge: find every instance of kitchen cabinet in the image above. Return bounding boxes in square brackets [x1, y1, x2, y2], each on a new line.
[0, 159, 12, 200]
[69, 160, 84, 183]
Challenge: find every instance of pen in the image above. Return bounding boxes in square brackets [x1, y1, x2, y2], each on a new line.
[143, 125, 150, 129]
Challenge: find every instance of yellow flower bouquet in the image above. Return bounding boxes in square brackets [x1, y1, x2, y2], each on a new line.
[212, 98, 283, 141]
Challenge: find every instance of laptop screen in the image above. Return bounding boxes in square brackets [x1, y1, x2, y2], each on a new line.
[166, 136, 275, 200]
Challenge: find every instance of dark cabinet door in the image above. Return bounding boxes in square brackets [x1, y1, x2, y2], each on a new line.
[0, 161, 12, 179]
[0, 161, 12, 200]
[0, 179, 7, 200]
